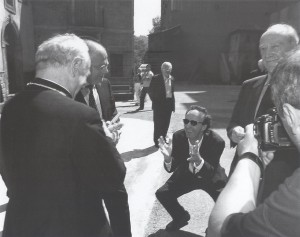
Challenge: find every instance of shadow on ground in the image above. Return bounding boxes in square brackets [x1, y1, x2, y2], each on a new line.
[124, 109, 152, 114]
[121, 145, 158, 162]
[148, 229, 204, 237]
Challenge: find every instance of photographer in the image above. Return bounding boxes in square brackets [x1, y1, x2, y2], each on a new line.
[207, 47, 300, 237]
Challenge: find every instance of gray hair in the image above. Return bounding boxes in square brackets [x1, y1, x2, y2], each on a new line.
[270, 46, 300, 116]
[161, 62, 172, 70]
[35, 34, 90, 72]
[262, 24, 299, 46]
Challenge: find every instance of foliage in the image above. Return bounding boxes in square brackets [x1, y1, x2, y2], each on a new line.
[134, 35, 148, 71]
[149, 16, 161, 34]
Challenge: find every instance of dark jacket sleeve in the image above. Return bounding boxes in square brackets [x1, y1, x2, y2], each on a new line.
[72, 111, 126, 193]
[196, 131, 225, 179]
[106, 79, 118, 120]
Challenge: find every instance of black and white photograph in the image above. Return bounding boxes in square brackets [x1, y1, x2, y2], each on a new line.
[0, 0, 300, 237]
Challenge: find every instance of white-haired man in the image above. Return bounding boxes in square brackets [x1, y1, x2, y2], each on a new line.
[208, 46, 300, 237]
[149, 62, 175, 147]
[227, 24, 299, 201]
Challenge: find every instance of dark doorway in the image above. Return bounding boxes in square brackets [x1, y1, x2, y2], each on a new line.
[4, 22, 23, 94]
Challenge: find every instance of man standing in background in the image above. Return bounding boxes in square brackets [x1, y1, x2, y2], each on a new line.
[138, 64, 153, 110]
[149, 62, 175, 147]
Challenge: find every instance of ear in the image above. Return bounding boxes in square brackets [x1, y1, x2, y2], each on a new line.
[201, 124, 207, 132]
[71, 57, 84, 77]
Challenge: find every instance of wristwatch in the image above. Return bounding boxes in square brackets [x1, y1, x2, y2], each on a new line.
[239, 152, 264, 178]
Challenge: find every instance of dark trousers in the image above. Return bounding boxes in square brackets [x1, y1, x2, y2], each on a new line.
[155, 166, 220, 220]
[139, 87, 149, 109]
[102, 184, 132, 237]
[153, 99, 173, 145]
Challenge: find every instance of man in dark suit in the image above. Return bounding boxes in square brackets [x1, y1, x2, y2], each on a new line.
[156, 105, 226, 231]
[149, 62, 175, 147]
[75, 40, 131, 237]
[227, 24, 299, 202]
[0, 34, 126, 237]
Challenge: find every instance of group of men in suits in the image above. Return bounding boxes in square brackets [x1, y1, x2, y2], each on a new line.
[0, 34, 131, 237]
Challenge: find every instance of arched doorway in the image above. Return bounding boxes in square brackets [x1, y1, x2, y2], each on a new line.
[3, 21, 23, 95]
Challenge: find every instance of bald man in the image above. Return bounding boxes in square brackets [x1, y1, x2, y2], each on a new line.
[227, 23, 300, 202]
[75, 40, 131, 237]
[149, 62, 175, 147]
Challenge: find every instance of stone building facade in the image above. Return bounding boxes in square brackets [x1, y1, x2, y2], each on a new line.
[0, 0, 134, 109]
[146, 0, 298, 84]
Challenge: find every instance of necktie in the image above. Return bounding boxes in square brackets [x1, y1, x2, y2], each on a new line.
[87, 86, 98, 112]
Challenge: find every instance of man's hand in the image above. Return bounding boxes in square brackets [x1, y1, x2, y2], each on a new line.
[237, 124, 258, 156]
[260, 150, 275, 167]
[102, 120, 121, 144]
[231, 126, 245, 143]
[158, 136, 172, 163]
[106, 121, 123, 133]
[238, 124, 276, 168]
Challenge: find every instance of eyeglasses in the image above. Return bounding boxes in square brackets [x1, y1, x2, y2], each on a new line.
[183, 119, 203, 126]
[92, 64, 109, 71]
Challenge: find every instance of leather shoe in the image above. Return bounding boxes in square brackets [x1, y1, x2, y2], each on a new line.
[165, 211, 190, 231]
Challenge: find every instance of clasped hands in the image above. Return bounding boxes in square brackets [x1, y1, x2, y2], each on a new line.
[102, 120, 123, 144]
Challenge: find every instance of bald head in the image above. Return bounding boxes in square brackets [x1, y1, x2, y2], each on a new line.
[259, 24, 299, 74]
[85, 40, 109, 85]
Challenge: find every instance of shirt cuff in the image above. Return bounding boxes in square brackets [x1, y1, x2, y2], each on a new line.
[194, 158, 204, 173]
[164, 159, 172, 172]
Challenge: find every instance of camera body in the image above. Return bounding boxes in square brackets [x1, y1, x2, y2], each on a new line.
[253, 108, 293, 151]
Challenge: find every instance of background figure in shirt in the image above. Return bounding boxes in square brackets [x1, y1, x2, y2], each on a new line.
[133, 68, 142, 106]
[155, 105, 226, 231]
[0, 34, 126, 237]
[208, 47, 300, 237]
[227, 23, 299, 202]
[137, 64, 153, 110]
[75, 40, 131, 237]
[149, 62, 175, 147]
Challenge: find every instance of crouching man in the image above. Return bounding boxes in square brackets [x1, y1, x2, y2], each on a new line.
[156, 105, 227, 231]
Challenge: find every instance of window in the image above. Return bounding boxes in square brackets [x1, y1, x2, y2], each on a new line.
[110, 54, 123, 77]
[73, 0, 104, 27]
[4, 0, 16, 14]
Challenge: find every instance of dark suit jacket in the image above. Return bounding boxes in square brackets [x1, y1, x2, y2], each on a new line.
[227, 75, 271, 147]
[149, 74, 175, 111]
[75, 78, 118, 121]
[0, 81, 125, 237]
[227, 74, 299, 201]
[167, 129, 225, 181]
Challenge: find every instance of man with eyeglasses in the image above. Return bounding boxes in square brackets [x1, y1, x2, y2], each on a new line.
[155, 105, 226, 231]
[75, 40, 131, 237]
[76, 39, 121, 143]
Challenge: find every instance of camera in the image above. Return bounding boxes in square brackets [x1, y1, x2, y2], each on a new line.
[253, 108, 293, 151]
